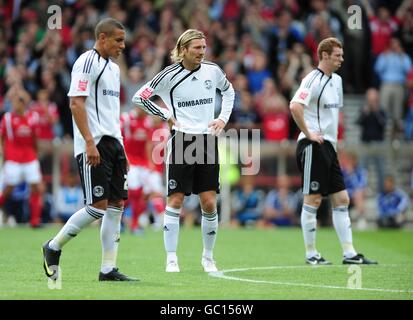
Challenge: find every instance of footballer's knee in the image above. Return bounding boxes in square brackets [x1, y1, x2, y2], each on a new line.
[91, 199, 108, 211]
[303, 194, 322, 208]
[331, 190, 350, 207]
[167, 192, 184, 209]
[199, 196, 217, 214]
[201, 202, 216, 214]
[108, 199, 124, 210]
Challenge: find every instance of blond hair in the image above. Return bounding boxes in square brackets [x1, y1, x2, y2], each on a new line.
[170, 29, 205, 63]
[317, 37, 342, 61]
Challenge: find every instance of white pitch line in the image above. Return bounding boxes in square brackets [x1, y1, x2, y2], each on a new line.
[208, 265, 413, 294]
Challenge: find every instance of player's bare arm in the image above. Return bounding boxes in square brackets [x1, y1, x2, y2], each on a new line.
[290, 102, 324, 144]
[70, 96, 100, 166]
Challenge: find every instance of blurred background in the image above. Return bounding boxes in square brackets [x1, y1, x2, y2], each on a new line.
[0, 0, 412, 232]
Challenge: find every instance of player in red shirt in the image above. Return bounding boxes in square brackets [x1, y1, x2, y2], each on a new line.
[0, 87, 43, 227]
[362, 1, 410, 57]
[262, 112, 289, 141]
[146, 115, 169, 229]
[121, 106, 154, 233]
[29, 89, 59, 142]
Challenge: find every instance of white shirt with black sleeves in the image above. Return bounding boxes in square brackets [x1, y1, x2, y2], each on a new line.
[291, 68, 343, 149]
[68, 48, 123, 157]
[132, 61, 235, 134]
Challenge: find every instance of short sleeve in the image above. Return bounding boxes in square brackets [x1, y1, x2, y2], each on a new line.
[68, 51, 98, 97]
[291, 87, 312, 107]
[291, 71, 319, 107]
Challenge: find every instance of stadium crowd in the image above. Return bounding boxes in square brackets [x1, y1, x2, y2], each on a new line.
[0, 0, 412, 229]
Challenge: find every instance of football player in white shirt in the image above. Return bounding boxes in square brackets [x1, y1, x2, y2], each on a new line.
[290, 37, 377, 265]
[132, 29, 235, 273]
[42, 18, 137, 281]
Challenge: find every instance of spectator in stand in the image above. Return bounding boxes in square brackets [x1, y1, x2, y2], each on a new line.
[244, 7, 267, 46]
[257, 79, 290, 142]
[341, 151, 369, 230]
[304, 13, 335, 63]
[262, 175, 299, 227]
[357, 88, 387, 141]
[306, 0, 344, 42]
[404, 67, 413, 140]
[231, 74, 249, 112]
[398, 6, 413, 61]
[273, 0, 301, 18]
[231, 175, 265, 227]
[67, 25, 95, 67]
[40, 70, 71, 138]
[374, 37, 412, 138]
[284, 43, 313, 97]
[255, 78, 285, 115]
[245, 48, 272, 95]
[121, 64, 146, 111]
[29, 88, 60, 142]
[362, 0, 408, 57]
[411, 168, 413, 197]
[356, 88, 387, 192]
[227, 90, 261, 139]
[363, 0, 410, 87]
[378, 175, 409, 228]
[0, 86, 43, 228]
[267, 9, 303, 79]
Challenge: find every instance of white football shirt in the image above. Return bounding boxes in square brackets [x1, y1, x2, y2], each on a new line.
[291, 68, 343, 149]
[132, 61, 235, 134]
[68, 49, 123, 157]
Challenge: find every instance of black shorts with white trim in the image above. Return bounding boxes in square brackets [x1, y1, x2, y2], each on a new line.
[166, 131, 220, 196]
[296, 139, 345, 196]
[77, 135, 128, 205]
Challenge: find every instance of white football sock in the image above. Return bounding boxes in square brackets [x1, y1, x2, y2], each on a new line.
[164, 206, 180, 260]
[301, 204, 319, 258]
[101, 206, 123, 274]
[333, 206, 357, 258]
[49, 206, 104, 251]
[201, 209, 218, 259]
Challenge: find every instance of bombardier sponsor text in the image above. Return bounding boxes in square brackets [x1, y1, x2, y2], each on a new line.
[177, 98, 213, 108]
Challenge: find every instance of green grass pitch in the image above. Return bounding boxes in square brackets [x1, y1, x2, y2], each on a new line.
[0, 225, 412, 300]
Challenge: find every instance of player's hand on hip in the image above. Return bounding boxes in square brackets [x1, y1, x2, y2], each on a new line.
[307, 132, 324, 144]
[86, 142, 100, 166]
[208, 119, 225, 136]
